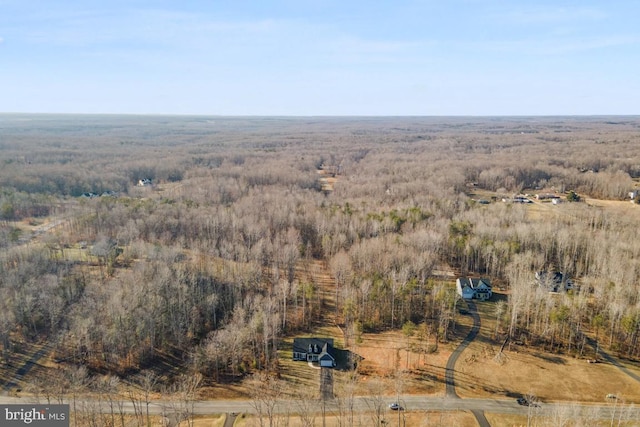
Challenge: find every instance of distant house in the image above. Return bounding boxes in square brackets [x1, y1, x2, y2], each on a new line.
[293, 338, 336, 368]
[536, 193, 560, 201]
[456, 278, 492, 301]
[504, 195, 532, 203]
[535, 271, 574, 292]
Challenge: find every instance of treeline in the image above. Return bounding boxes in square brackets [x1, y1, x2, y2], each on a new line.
[1, 115, 640, 384]
[0, 189, 52, 221]
[1, 115, 640, 199]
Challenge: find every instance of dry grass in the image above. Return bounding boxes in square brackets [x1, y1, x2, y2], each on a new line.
[198, 383, 249, 400]
[486, 411, 640, 427]
[350, 330, 450, 396]
[456, 342, 640, 403]
[453, 299, 640, 404]
[278, 323, 451, 399]
[484, 412, 530, 427]
[276, 283, 640, 407]
[179, 415, 226, 426]
[231, 411, 478, 427]
[277, 322, 464, 406]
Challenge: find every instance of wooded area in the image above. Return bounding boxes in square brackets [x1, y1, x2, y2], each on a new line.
[1, 114, 639, 391]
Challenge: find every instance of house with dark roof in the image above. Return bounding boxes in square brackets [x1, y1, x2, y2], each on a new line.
[535, 271, 574, 292]
[456, 277, 492, 301]
[292, 338, 336, 368]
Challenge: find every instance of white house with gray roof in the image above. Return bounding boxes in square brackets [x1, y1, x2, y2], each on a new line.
[456, 277, 492, 301]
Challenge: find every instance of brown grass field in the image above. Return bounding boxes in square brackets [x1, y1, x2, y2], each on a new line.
[225, 411, 478, 427]
[456, 299, 640, 403]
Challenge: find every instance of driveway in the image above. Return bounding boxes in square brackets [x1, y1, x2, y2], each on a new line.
[444, 301, 490, 427]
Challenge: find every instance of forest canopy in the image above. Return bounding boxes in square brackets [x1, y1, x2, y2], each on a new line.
[1, 114, 640, 381]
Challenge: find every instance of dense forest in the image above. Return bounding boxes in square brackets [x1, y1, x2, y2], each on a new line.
[1, 114, 640, 387]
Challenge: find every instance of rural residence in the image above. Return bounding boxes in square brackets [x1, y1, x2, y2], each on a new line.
[535, 271, 574, 292]
[292, 338, 336, 368]
[456, 277, 492, 301]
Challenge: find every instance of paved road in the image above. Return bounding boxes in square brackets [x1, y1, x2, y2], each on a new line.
[1, 394, 637, 421]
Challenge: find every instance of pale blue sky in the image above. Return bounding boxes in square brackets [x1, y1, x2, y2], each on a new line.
[1, 0, 638, 115]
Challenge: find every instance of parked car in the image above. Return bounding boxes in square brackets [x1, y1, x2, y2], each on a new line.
[517, 397, 540, 407]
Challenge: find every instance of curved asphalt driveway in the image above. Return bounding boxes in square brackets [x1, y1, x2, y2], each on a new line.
[445, 301, 481, 398]
[445, 301, 490, 427]
[586, 336, 640, 383]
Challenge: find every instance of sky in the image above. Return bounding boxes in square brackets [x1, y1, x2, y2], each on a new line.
[1, 0, 639, 115]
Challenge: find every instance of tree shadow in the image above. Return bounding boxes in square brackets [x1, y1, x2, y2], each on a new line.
[533, 352, 567, 364]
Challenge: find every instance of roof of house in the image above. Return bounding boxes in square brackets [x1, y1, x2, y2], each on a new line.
[535, 271, 563, 284]
[319, 352, 335, 362]
[458, 277, 491, 290]
[293, 338, 335, 355]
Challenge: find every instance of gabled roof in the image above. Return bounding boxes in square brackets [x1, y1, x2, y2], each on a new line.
[470, 278, 491, 289]
[319, 351, 335, 362]
[458, 277, 491, 290]
[457, 277, 472, 288]
[535, 271, 563, 284]
[293, 338, 334, 355]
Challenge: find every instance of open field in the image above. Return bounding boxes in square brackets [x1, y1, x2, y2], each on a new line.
[186, 410, 640, 427]
[456, 300, 640, 403]
[230, 411, 479, 427]
[484, 412, 640, 427]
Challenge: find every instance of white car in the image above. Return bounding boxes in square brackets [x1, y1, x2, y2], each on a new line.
[389, 403, 403, 410]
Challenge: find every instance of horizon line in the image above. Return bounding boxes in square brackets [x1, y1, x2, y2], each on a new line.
[1, 112, 639, 119]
